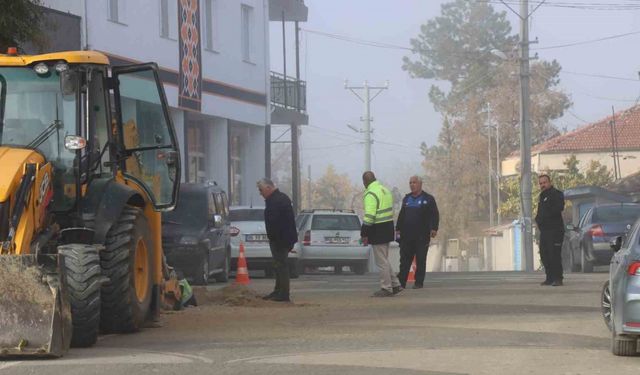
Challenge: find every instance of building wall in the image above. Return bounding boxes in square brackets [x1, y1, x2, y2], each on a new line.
[502, 150, 640, 178]
[41, 0, 270, 205]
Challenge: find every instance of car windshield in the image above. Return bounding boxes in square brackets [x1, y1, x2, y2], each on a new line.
[0, 67, 77, 162]
[163, 190, 208, 228]
[229, 209, 264, 222]
[311, 215, 361, 231]
[593, 206, 640, 223]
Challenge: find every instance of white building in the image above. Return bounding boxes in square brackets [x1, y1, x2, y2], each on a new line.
[39, 0, 307, 205]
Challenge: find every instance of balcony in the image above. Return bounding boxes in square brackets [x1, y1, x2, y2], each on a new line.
[270, 71, 308, 125]
[269, 0, 308, 22]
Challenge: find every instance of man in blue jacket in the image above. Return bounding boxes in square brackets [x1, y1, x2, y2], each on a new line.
[258, 178, 298, 302]
[396, 176, 439, 289]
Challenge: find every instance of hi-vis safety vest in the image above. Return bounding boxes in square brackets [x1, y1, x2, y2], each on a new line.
[363, 180, 393, 225]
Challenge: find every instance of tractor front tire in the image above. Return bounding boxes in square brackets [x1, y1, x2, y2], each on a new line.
[100, 206, 153, 333]
[59, 244, 102, 348]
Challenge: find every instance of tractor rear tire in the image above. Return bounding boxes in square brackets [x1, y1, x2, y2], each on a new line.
[59, 244, 102, 348]
[100, 206, 153, 333]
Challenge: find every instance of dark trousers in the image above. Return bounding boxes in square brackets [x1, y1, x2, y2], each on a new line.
[269, 242, 290, 297]
[540, 230, 564, 282]
[398, 238, 429, 287]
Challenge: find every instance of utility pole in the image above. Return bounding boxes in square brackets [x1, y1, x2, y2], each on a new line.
[610, 106, 622, 180]
[496, 119, 501, 226]
[345, 80, 389, 171]
[307, 165, 312, 209]
[519, 0, 534, 272]
[487, 105, 494, 228]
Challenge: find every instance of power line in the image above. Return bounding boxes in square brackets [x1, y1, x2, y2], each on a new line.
[533, 29, 640, 50]
[562, 70, 640, 82]
[478, 0, 640, 10]
[301, 28, 412, 51]
[302, 142, 361, 151]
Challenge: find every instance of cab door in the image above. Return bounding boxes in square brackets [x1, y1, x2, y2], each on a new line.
[111, 64, 180, 209]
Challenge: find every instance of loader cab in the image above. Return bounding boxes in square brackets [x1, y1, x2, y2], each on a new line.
[0, 52, 180, 214]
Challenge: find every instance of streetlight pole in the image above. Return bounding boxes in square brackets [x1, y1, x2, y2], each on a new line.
[519, 0, 534, 271]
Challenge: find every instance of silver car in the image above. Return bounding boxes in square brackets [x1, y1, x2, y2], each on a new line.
[601, 217, 640, 356]
[296, 209, 370, 275]
[229, 206, 300, 278]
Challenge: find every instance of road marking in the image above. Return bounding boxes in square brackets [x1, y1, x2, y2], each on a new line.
[0, 361, 21, 371]
[5, 349, 211, 367]
[242, 348, 624, 374]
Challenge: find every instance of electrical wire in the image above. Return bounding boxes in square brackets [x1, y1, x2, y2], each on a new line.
[533, 30, 640, 50]
[562, 70, 639, 82]
[477, 0, 640, 11]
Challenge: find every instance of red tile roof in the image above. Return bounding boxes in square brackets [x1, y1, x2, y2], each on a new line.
[511, 105, 640, 156]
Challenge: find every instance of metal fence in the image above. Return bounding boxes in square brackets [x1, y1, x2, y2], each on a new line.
[270, 71, 306, 112]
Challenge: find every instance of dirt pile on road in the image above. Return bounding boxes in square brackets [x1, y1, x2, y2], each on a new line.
[0, 257, 55, 346]
[0, 258, 52, 307]
[193, 284, 272, 307]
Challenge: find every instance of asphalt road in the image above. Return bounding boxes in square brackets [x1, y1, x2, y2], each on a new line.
[2, 270, 637, 375]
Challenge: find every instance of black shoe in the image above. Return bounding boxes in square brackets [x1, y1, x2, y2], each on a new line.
[262, 291, 279, 300]
[270, 294, 291, 302]
[392, 286, 403, 295]
[552, 280, 563, 287]
[540, 280, 552, 286]
[372, 289, 394, 297]
[412, 284, 423, 289]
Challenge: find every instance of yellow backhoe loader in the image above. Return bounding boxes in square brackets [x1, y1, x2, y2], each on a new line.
[0, 50, 182, 357]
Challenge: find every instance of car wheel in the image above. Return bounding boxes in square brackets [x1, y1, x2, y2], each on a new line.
[214, 249, 230, 283]
[581, 246, 594, 273]
[193, 252, 209, 286]
[612, 320, 638, 356]
[602, 280, 613, 331]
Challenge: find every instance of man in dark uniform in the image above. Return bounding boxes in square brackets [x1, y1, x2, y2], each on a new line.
[535, 174, 565, 287]
[257, 178, 298, 302]
[396, 176, 439, 289]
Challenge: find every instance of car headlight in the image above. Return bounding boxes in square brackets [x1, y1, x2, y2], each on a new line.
[179, 236, 199, 245]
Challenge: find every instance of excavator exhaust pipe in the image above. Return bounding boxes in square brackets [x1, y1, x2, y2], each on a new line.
[0, 254, 72, 357]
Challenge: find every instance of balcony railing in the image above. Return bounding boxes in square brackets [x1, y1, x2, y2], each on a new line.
[270, 71, 306, 112]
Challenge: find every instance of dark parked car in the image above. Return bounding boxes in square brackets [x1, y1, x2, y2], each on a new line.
[162, 183, 231, 285]
[566, 203, 640, 273]
[601, 217, 640, 356]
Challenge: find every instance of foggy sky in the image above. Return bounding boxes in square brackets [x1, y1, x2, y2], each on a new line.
[270, 0, 640, 191]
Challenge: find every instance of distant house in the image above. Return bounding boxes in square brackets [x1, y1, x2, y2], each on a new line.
[502, 105, 640, 178]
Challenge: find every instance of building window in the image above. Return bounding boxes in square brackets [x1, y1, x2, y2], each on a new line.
[160, 0, 178, 39]
[187, 123, 207, 183]
[108, 0, 126, 24]
[203, 0, 219, 51]
[241, 4, 253, 62]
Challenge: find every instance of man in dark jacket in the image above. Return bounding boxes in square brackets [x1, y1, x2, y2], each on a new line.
[258, 178, 297, 302]
[535, 174, 565, 287]
[396, 176, 439, 289]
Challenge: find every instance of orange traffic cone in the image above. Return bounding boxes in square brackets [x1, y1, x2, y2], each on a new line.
[407, 256, 416, 282]
[235, 242, 250, 285]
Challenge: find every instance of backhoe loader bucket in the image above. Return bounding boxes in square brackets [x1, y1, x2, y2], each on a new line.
[0, 254, 71, 358]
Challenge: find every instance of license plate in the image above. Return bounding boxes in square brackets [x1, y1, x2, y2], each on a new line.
[325, 237, 350, 244]
[246, 234, 268, 242]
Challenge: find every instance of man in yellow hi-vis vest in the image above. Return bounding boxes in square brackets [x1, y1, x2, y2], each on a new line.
[361, 171, 402, 297]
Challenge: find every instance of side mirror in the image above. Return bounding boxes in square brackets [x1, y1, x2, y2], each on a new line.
[164, 150, 178, 182]
[610, 236, 623, 252]
[213, 214, 224, 229]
